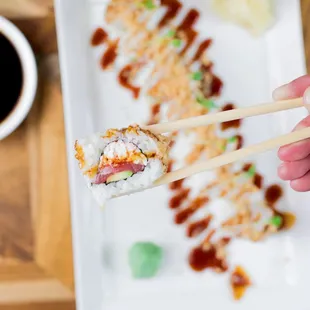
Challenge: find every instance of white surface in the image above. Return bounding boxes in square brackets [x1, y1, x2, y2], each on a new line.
[0, 16, 37, 140]
[55, 1, 309, 309]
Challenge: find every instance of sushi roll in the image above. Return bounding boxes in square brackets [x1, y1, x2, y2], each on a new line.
[74, 125, 170, 205]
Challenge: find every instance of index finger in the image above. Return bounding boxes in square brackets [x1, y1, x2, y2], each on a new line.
[273, 75, 310, 101]
[278, 115, 310, 162]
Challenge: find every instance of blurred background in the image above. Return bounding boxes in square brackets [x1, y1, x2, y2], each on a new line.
[0, 0, 309, 309]
[0, 0, 74, 309]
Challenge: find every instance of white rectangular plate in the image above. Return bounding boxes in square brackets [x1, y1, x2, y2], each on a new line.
[55, 1, 309, 309]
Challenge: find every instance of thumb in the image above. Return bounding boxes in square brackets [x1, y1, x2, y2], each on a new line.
[273, 75, 310, 113]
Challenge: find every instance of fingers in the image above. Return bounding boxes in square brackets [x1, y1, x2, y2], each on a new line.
[278, 115, 310, 192]
[275, 75, 310, 192]
[278, 155, 310, 181]
[273, 75, 310, 101]
[278, 115, 310, 161]
[290, 172, 310, 192]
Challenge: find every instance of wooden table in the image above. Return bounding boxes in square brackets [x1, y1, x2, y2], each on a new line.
[0, 1, 74, 309]
[0, 1, 309, 309]
[302, 0, 310, 68]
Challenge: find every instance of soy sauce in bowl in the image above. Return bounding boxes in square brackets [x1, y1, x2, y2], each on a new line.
[0, 33, 23, 123]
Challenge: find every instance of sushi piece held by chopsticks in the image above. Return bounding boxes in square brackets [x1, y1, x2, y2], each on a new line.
[74, 97, 310, 205]
[74, 125, 170, 206]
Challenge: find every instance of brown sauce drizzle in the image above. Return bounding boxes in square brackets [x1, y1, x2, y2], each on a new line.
[169, 140, 176, 148]
[169, 178, 185, 190]
[180, 30, 197, 56]
[242, 163, 252, 172]
[235, 134, 243, 150]
[221, 237, 231, 245]
[177, 9, 199, 56]
[177, 9, 199, 31]
[91, 28, 108, 46]
[175, 208, 195, 225]
[175, 196, 209, 224]
[265, 184, 283, 206]
[242, 164, 264, 189]
[118, 64, 141, 99]
[152, 103, 161, 116]
[211, 75, 223, 97]
[253, 173, 263, 189]
[189, 239, 228, 273]
[100, 40, 118, 69]
[200, 64, 223, 97]
[159, 0, 182, 28]
[192, 39, 212, 62]
[167, 160, 174, 173]
[187, 215, 212, 238]
[148, 103, 161, 125]
[221, 104, 241, 130]
[169, 188, 191, 209]
[189, 246, 223, 272]
[230, 266, 251, 300]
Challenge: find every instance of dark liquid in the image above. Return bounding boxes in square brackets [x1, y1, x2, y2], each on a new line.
[0, 33, 23, 122]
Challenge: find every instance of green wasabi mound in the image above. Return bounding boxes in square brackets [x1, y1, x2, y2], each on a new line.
[128, 242, 163, 279]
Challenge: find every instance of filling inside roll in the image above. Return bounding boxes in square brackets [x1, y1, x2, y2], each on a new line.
[94, 140, 148, 184]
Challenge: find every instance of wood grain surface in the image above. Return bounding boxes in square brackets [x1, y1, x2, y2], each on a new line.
[301, 0, 310, 70]
[0, 1, 75, 309]
[0, 0, 53, 18]
[0, 302, 75, 310]
[0, 1, 309, 310]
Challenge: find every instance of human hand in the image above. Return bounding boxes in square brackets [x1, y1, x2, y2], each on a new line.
[273, 75, 310, 192]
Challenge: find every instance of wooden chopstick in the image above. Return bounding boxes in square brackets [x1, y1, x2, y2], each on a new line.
[154, 127, 310, 186]
[146, 98, 303, 134]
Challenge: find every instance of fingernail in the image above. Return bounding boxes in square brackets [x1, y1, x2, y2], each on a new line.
[303, 86, 310, 112]
[272, 84, 291, 101]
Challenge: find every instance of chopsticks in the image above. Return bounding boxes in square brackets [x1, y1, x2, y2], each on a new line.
[146, 98, 303, 134]
[147, 97, 309, 187]
[154, 127, 310, 186]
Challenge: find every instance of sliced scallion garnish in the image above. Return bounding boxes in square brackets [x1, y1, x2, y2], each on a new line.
[142, 0, 157, 10]
[245, 165, 256, 178]
[166, 29, 176, 38]
[269, 215, 283, 228]
[227, 136, 237, 143]
[191, 71, 203, 81]
[196, 97, 217, 110]
[171, 38, 182, 48]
